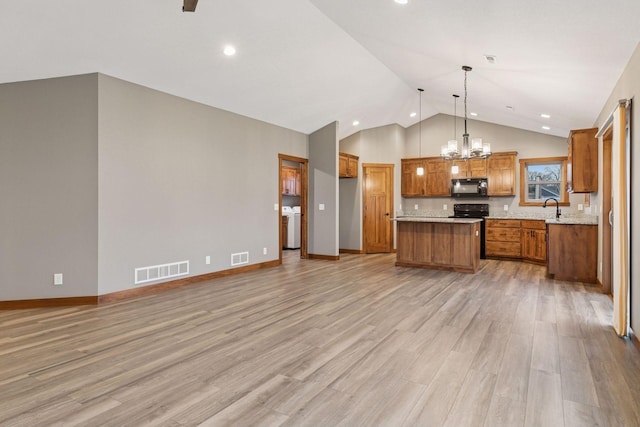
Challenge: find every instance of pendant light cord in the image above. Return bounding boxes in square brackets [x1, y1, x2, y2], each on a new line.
[418, 88, 423, 157]
[464, 69, 468, 135]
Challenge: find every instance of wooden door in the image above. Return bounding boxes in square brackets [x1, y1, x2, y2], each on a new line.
[363, 164, 394, 253]
[602, 126, 613, 295]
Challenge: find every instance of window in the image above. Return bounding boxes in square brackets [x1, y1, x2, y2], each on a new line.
[519, 157, 569, 206]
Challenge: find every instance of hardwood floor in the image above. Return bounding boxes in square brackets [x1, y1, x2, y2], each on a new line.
[1, 252, 639, 426]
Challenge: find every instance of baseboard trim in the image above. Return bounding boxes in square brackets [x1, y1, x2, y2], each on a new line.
[1, 259, 282, 310]
[0, 296, 99, 310]
[99, 259, 281, 304]
[631, 328, 640, 354]
[308, 253, 340, 261]
[339, 249, 364, 254]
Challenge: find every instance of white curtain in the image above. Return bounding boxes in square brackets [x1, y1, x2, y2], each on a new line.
[611, 100, 631, 337]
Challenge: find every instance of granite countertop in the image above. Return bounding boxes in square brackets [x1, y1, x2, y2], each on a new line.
[395, 217, 483, 224]
[487, 213, 598, 225]
[544, 217, 598, 225]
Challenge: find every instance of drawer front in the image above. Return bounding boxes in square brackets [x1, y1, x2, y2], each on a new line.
[486, 241, 522, 257]
[521, 220, 546, 230]
[486, 227, 521, 241]
[486, 219, 521, 228]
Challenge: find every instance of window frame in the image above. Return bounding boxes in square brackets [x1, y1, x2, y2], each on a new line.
[519, 156, 570, 206]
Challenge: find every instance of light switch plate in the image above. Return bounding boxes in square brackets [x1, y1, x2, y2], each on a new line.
[319, 204, 325, 211]
[274, 203, 279, 211]
[205, 256, 211, 265]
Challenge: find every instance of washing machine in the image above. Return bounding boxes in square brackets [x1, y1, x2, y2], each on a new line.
[282, 206, 300, 249]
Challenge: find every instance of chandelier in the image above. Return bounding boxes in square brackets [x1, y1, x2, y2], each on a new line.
[441, 66, 491, 160]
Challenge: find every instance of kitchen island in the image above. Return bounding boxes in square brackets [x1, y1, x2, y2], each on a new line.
[396, 217, 482, 273]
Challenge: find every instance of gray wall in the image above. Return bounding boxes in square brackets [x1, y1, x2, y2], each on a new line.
[97, 74, 308, 294]
[402, 114, 584, 216]
[593, 41, 640, 336]
[0, 74, 99, 300]
[308, 122, 339, 257]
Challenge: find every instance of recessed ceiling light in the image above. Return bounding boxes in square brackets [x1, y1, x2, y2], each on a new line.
[542, 126, 551, 130]
[470, 112, 478, 117]
[394, 0, 409, 4]
[352, 120, 360, 126]
[540, 113, 551, 119]
[484, 54, 497, 64]
[410, 112, 417, 118]
[223, 45, 236, 56]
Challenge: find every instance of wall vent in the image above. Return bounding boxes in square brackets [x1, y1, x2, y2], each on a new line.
[231, 252, 249, 266]
[135, 260, 189, 285]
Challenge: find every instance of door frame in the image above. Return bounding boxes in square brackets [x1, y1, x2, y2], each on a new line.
[278, 154, 308, 260]
[362, 163, 395, 253]
[602, 125, 613, 295]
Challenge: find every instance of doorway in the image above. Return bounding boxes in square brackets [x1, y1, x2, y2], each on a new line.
[602, 126, 613, 295]
[278, 154, 308, 260]
[362, 163, 394, 253]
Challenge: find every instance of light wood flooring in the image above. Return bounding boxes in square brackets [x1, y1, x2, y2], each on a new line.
[1, 252, 640, 426]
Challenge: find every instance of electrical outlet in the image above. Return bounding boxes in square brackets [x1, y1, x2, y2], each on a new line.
[503, 204, 509, 212]
[578, 204, 584, 211]
[263, 247, 267, 255]
[443, 204, 447, 210]
[414, 204, 419, 210]
[205, 256, 211, 265]
[53, 273, 63, 286]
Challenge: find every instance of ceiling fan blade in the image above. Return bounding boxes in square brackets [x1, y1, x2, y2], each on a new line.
[183, 0, 198, 12]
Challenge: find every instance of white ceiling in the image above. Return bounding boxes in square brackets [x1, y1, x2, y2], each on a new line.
[2, 0, 640, 140]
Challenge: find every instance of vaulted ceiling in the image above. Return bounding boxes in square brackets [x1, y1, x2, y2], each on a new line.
[2, 0, 639, 139]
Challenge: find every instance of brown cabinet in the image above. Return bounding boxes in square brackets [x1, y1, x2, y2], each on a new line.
[451, 158, 487, 179]
[487, 152, 517, 196]
[485, 219, 522, 258]
[401, 158, 427, 197]
[281, 215, 288, 249]
[567, 128, 598, 193]
[521, 220, 547, 264]
[282, 165, 300, 196]
[396, 220, 480, 273]
[339, 152, 359, 178]
[547, 223, 597, 283]
[425, 158, 451, 196]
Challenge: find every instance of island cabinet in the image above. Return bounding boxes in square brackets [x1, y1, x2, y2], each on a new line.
[339, 152, 359, 178]
[521, 220, 547, 264]
[281, 165, 300, 196]
[485, 219, 521, 258]
[396, 219, 480, 273]
[547, 223, 597, 283]
[487, 152, 517, 196]
[567, 127, 598, 193]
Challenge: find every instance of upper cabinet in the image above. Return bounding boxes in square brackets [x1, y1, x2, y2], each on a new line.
[339, 152, 359, 178]
[401, 152, 516, 198]
[567, 127, 598, 193]
[401, 158, 427, 197]
[281, 165, 300, 196]
[487, 152, 517, 196]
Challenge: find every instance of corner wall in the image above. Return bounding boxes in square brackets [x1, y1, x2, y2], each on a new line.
[97, 74, 308, 294]
[0, 74, 99, 300]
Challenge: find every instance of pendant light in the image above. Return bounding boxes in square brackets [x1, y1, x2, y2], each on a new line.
[416, 88, 424, 176]
[441, 66, 491, 160]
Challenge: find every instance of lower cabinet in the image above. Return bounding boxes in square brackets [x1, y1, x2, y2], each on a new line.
[485, 219, 521, 258]
[521, 220, 547, 264]
[485, 218, 547, 264]
[547, 224, 597, 283]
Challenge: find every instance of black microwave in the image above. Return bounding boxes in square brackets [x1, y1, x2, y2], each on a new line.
[451, 178, 488, 198]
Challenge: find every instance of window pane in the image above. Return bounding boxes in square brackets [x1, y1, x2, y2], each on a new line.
[527, 183, 561, 201]
[527, 163, 561, 183]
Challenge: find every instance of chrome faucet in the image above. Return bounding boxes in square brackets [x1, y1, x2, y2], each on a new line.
[543, 197, 561, 220]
